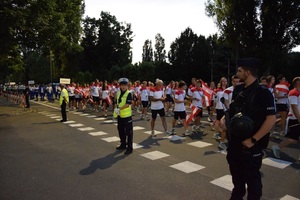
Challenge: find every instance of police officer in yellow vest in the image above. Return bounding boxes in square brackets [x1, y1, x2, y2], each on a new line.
[114, 78, 133, 154]
[59, 84, 69, 122]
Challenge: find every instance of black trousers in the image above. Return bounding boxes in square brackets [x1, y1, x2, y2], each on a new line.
[227, 144, 263, 200]
[25, 95, 30, 108]
[117, 116, 133, 150]
[61, 101, 67, 121]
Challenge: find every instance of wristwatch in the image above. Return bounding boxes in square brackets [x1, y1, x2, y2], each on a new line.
[251, 137, 257, 144]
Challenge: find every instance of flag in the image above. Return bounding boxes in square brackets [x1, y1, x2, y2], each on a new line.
[200, 80, 214, 107]
[186, 104, 201, 125]
[275, 82, 290, 94]
[106, 96, 112, 105]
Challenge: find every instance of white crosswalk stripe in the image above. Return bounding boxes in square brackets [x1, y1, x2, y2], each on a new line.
[141, 151, 170, 160]
[170, 161, 205, 173]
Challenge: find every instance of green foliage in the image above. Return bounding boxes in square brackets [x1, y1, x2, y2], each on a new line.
[0, 0, 84, 83]
[206, 0, 300, 74]
[168, 27, 212, 82]
[142, 39, 153, 62]
[80, 11, 133, 79]
[154, 34, 166, 62]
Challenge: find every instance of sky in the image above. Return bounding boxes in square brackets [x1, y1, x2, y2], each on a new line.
[83, 0, 299, 64]
[83, 0, 218, 63]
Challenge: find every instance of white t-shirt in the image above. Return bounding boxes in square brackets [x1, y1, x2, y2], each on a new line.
[174, 90, 186, 112]
[102, 89, 110, 99]
[150, 87, 164, 110]
[140, 87, 150, 101]
[68, 86, 75, 96]
[165, 85, 172, 95]
[91, 85, 100, 97]
[191, 87, 204, 108]
[215, 89, 225, 110]
[288, 88, 300, 120]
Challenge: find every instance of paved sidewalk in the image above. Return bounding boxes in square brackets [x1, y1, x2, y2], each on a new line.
[0, 96, 35, 118]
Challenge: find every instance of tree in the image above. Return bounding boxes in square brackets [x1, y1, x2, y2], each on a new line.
[80, 12, 133, 79]
[154, 33, 166, 62]
[142, 39, 153, 62]
[206, 0, 300, 74]
[0, 0, 84, 82]
[168, 27, 211, 81]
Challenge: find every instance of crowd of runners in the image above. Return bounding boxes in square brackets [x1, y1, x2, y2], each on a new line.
[1, 74, 299, 159]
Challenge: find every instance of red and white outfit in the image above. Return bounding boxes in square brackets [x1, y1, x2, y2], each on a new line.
[286, 88, 300, 140]
[150, 87, 164, 110]
[275, 82, 290, 109]
[174, 90, 186, 112]
[191, 87, 204, 108]
[140, 87, 150, 102]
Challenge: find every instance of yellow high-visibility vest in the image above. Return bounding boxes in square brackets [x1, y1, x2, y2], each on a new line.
[116, 90, 132, 118]
[59, 88, 69, 105]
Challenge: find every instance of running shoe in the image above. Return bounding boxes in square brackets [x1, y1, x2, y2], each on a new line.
[184, 130, 193, 136]
[151, 130, 157, 137]
[213, 133, 221, 140]
[218, 142, 227, 150]
[272, 145, 281, 158]
[170, 128, 176, 135]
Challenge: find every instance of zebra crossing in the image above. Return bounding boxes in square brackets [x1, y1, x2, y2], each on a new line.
[38, 110, 299, 200]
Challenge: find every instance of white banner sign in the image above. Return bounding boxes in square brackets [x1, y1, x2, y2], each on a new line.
[59, 78, 71, 84]
[28, 80, 35, 85]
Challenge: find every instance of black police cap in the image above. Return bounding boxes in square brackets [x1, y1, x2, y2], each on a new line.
[237, 58, 261, 69]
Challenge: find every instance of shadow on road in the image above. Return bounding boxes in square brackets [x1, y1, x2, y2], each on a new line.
[79, 150, 127, 175]
[138, 136, 165, 149]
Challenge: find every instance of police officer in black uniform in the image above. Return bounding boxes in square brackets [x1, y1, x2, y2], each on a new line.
[224, 58, 276, 200]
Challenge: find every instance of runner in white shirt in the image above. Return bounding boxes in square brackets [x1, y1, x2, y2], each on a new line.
[67, 83, 75, 110]
[91, 82, 100, 112]
[213, 77, 227, 145]
[274, 74, 290, 135]
[191, 79, 205, 133]
[139, 81, 150, 120]
[101, 83, 110, 117]
[164, 81, 175, 116]
[170, 81, 192, 136]
[220, 75, 239, 150]
[272, 77, 300, 159]
[149, 79, 169, 136]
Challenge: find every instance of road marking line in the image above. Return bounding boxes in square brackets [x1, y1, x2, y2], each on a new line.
[79, 113, 89, 116]
[69, 123, 84, 127]
[133, 143, 144, 149]
[170, 161, 205, 173]
[101, 136, 120, 142]
[31, 101, 60, 110]
[262, 157, 292, 169]
[187, 141, 213, 148]
[71, 112, 83, 115]
[63, 121, 76, 124]
[86, 115, 97, 118]
[210, 174, 233, 191]
[141, 151, 170, 160]
[77, 127, 95, 131]
[88, 131, 108, 136]
[46, 114, 56, 117]
[94, 117, 106, 121]
[133, 126, 145, 130]
[50, 116, 61, 119]
[280, 195, 300, 200]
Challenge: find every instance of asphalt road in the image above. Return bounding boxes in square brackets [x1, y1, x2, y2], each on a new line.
[0, 100, 299, 200]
